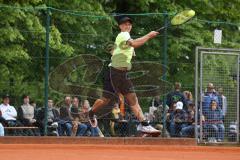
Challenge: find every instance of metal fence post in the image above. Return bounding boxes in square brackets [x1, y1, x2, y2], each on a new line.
[44, 5, 50, 136]
[162, 11, 168, 137]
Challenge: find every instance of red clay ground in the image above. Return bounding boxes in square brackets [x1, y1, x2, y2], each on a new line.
[0, 144, 239, 160]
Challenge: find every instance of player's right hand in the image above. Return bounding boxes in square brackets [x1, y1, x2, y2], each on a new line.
[148, 31, 159, 39]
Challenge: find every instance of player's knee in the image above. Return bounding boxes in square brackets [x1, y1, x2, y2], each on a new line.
[131, 104, 141, 112]
[126, 93, 138, 106]
[129, 100, 139, 107]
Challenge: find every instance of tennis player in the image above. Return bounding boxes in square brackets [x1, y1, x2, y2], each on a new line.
[89, 16, 160, 134]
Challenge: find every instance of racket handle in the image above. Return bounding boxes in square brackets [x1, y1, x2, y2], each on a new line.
[156, 26, 165, 32]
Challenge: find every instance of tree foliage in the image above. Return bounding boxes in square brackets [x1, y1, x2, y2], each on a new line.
[0, 0, 239, 106]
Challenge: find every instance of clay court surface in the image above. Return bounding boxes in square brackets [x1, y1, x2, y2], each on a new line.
[1, 144, 240, 160]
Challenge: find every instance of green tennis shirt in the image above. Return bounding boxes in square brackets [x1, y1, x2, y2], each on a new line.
[109, 32, 135, 70]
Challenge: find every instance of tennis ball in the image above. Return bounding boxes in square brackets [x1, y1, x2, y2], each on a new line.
[187, 10, 195, 17]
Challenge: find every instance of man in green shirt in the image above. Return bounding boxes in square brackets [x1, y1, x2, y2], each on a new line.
[89, 16, 160, 134]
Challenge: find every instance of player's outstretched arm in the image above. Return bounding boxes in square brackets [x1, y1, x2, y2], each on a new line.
[128, 31, 159, 48]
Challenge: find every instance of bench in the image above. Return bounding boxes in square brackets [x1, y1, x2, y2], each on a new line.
[4, 126, 39, 136]
[4, 127, 38, 130]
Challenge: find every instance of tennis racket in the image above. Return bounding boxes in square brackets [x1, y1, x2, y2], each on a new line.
[156, 9, 195, 32]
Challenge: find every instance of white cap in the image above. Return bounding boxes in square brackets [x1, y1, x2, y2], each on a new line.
[176, 101, 183, 110]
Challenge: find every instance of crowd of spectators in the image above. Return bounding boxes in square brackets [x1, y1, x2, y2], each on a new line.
[144, 82, 236, 142]
[0, 95, 101, 137]
[0, 82, 237, 142]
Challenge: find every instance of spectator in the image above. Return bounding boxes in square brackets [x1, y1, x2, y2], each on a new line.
[0, 94, 23, 136]
[125, 108, 138, 137]
[150, 96, 162, 108]
[153, 104, 165, 124]
[168, 101, 188, 137]
[110, 103, 128, 137]
[0, 122, 4, 136]
[152, 102, 170, 137]
[96, 104, 112, 137]
[228, 121, 237, 142]
[217, 87, 227, 117]
[183, 91, 193, 105]
[166, 82, 187, 110]
[59, 96, 73, 136]
[203, 100, 224, 142]
[37, 99, 60, 136]
[79, 100, 99, 137]
[0, 110, 4, 136]
[18, 95, 39, 136]
[149, 96, 163, 128]
[148, 97, 160, 122]
[30, 100, 37, 109]
[181, 101, 196, 137]
[202, 83, 219, 113]
[70, 97, 88, 136]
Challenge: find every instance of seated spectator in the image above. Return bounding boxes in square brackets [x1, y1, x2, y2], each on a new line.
[37, 99, 60, 136]
[0, 122, 4, 136]
[79, 100, 99, 137]
[181, 101, 195, 137]
[110, 103, 128, 137]
[152, 102, 170, 137]
[228, 121, 237, 142]
[150, 96, 162, 108]
[30, 100, 37, 109]
[0, 94, 24, 136]
[168, 101, 187, 137]
[17, 95, 39, 136]
[166, 101, 176, 133]
[203, 100, 224, 142]
[148, 102, 157, 123]
[96, 104, 112, 137]
[70, 97, 88, 136]
[125, 108, 138, 137]
[166, 82, 187, 110]
[149, 96, 164, 123]
[153, 104, 164, 124]
[59, 96, 73, 136]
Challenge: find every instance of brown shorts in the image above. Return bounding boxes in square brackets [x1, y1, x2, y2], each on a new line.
[102, 67, 134, 99]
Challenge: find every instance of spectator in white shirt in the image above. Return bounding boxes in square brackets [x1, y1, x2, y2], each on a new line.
[0, 94, 23, 135]
[0, 94, 17, 122]
[0, 122, 3, 136]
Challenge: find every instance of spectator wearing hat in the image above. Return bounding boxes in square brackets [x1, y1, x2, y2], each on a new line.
[168, 101, 188, 137]
[18, 95, 39, 136]
[0, 94, 23, 135]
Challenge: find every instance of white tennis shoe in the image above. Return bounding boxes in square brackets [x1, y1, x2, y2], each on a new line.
[137, 124, 160, 133]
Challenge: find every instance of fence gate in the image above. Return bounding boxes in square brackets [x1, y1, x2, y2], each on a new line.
[195, 47, 239, 143]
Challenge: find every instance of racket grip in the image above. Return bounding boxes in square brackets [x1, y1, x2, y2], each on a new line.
[156, 26, 165, 32]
